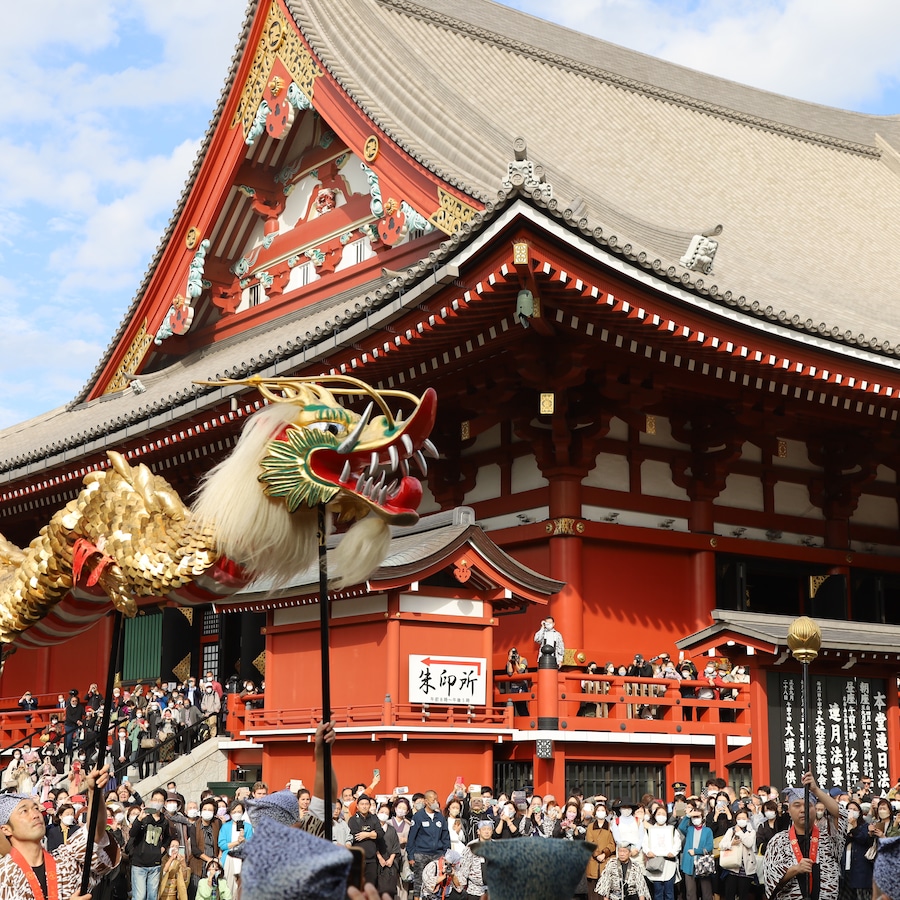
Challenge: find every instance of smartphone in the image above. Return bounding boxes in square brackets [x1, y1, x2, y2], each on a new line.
[373, 768, 380, 778]
[394, 786, 409, 795]
[178, 845, 186, 859]
[347, 847, 366, 891]
[455, 776, 464, 785]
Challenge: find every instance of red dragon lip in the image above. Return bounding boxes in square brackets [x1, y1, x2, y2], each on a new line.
[308, 388, 437, 523]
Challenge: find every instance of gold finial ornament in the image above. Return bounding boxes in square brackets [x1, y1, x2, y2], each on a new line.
[787, 615, 821, 664]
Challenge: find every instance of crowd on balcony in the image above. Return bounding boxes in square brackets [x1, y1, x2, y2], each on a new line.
[2, 716, 900, 900]
[1, 675, 265, 793]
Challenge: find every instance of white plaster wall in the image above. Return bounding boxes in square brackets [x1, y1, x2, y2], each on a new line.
[773, 439, 814, 470]
[852, 493, 899, 529]
[280, 177, 317, 231]
[511, 454, 547, 492]
[340, 153, 371, 195]
[876, 465, 896, 484]
[639, 415, 686, 450]
[464, 463, 501, 504]
[584, 452, 629, 491]
[640, 459, 689, 500]
[284, 261, 320, 293]
[773, 481, 822, 518]
[741, 443, 762, 463]
[716, 473, 764, 512]
[606, 417, 628, 441]
[334, 237, 374, 272]
[471, 424, 501, 452]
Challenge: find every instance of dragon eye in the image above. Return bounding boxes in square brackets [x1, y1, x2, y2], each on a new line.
[308, 422, 343, 436]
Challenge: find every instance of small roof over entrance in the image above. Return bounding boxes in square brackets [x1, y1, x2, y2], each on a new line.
[221, 507, 563, 613]
[676, 608, 900, 664]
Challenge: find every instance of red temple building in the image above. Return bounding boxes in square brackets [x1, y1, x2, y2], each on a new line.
[1, 0, 900, 800]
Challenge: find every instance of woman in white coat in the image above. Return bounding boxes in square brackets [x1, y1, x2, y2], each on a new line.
[718, 808, 757, 900]
[642, 802, 682, 900]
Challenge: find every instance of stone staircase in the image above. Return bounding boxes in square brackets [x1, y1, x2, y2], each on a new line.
[127, 735, 229, 799]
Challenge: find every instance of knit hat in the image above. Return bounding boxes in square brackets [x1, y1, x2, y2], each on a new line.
[239, 815, 352, 900]
[874, 836, 900, 898]
[247, 789, 299, 827]
[0, 793, 32, 825]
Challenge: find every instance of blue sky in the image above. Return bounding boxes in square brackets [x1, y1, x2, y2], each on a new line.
[0, 0, 898, 428]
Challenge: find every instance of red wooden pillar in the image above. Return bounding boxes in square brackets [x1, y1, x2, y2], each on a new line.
[692, 551, 716, 630]
[748, 668, 771, 786]
[384, 739, 400, 791]
[547, 472, 584, 648]
[672, 750, 691, 793]
[887, 671, 900, 781]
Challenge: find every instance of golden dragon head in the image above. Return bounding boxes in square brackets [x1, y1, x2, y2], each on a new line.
[202, 375, 438, 527]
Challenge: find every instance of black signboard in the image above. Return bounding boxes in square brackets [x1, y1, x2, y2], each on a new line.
[767, 673, 890, 793]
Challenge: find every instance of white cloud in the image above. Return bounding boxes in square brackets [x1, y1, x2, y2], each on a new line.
[503, 0, 900, 111]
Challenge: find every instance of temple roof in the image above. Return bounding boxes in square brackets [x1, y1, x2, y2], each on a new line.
[7, 0, 900, 474]
[676, 608, 900, 662]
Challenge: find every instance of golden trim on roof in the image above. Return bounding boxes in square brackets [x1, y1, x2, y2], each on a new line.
[428, 186, 478, 235]
[103, 319, 152, 396]
[232, 0, 323, 141]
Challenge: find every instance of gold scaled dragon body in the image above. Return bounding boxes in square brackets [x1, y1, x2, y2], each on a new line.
[0, 376, 437, 651]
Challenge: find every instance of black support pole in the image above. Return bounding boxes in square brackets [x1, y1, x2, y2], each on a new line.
[802, 659, 811, 857]
[80, 609, 125, 894]
[318, 503, 333, 841]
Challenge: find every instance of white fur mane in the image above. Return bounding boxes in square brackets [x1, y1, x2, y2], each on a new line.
[191, 403, 390, 589]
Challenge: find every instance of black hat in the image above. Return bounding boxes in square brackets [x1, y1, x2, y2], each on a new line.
[612, 799, 636, 811]
[672, 782, 687, 792]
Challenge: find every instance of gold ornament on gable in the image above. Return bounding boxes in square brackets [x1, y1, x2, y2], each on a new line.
[104, 319, 153, 395]
[232, 0, 322, 141]
[428, 187, 478, 236]
[363, 135, 380, 162]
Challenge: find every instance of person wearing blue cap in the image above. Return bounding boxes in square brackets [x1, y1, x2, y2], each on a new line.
[763, 771, 848, 900]
[0, 764, 119, 900]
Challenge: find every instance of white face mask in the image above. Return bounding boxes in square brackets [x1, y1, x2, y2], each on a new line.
[61, 815, 75, 826]
[166, 803, 178, 813]
[879, 808, 891, 820]
[817, 809, 826, 819]
[736, 818, 748, 828]
[187, 810, 199, 818]
[848, 810, 859, 820]
[169, 847, 179, 857]
[115, 812, 126, 823]
[201, 810, 215, 821]
[655, 813, 667, 824]
[231, 813, 244, 822]
[691, 817, 703, 826]
[765, 811, 777, 821]
[377, 812, 390, 823]
[620, 808, 632, 817]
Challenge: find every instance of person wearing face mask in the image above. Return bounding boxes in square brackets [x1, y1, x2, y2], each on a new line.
[218, 800, 253, 896]
[129, 789, 176, 900]
[841, 800, 876, 900]
[642, 802, 681, 900]
[706, 791, 734, 837]
[407, 789, 450, 900]
[612, 801, 641, 851]
[376, 802, 402, 897]
[46, 802, 82, 851]
[159, 838, 191, 900]
[586, 803, 617, 894]
[871, 798, 900, 838]
[495, 800, 525, 839]
[553, 801, 586, 841]
[755, 801, 784, 856]
[200, 685, 221, 738]
[196, 859, 232, 900]
[679, 809, 714, 900]
[190, 799, 222, 883]
[719, 809, 756, 900]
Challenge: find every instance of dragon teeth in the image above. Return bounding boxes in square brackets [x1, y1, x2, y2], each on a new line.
[369, 452, 379, 476]
[355, 473, 366, 492]
[423, 439, 438, 459]
[401, 434, 413, 455]
[400, 460, 409, 477]
[341, 461, 352, 482]
[388, 444, 399, 470]
[413, 451, 427, 476]
[376, 470, 386, 489]
[377, 486, 388, 505]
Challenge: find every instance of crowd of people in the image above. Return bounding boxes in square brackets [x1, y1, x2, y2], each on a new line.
[0, 717, 899, 900]
[4, 676, 265, 791]
[505, 646, 751, 721]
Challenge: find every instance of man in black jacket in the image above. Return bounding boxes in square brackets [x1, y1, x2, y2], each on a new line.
[348, 794, 387, 886]
[128, 788, 174, 900]
[63, 691, 85, 762]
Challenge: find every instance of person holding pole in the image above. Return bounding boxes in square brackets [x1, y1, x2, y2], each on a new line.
[763, 771, 848, 900]
[0, 764, 119, 900]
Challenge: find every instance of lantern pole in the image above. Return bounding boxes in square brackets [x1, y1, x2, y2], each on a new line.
[318, 503, 333, 841]
[787, 615, 821, 857]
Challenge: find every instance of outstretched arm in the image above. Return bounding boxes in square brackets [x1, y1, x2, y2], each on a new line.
[314, 720, 338, 802]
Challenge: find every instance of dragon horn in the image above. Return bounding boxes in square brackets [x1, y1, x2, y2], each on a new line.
[336, 402, 373, 453]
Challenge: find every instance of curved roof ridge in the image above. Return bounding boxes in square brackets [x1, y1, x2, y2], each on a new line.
[71, 0, 262, 407]
[381, 0, 900, 155]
